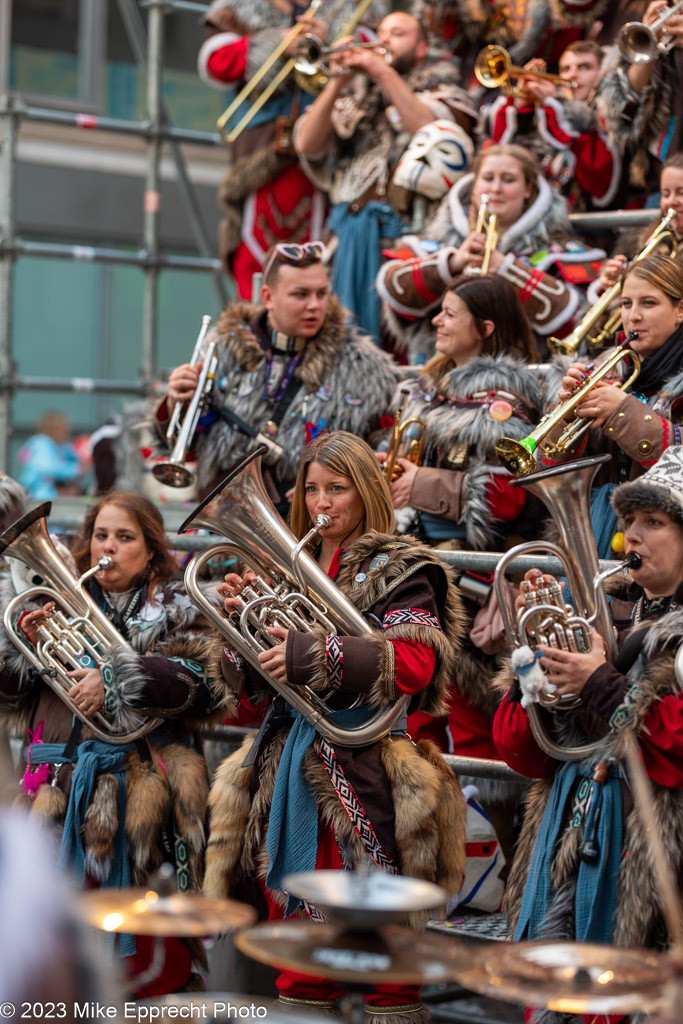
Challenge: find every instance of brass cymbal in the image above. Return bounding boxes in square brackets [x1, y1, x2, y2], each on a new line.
[79, 888, 256, 937]
[456, 940, 670, 1015]
[235, 921, 471, 985]
[282, 869, 447, 926]
[147, 993, 329, 1023]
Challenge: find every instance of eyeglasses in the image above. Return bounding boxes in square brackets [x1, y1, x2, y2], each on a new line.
[262, 241, 325, 283]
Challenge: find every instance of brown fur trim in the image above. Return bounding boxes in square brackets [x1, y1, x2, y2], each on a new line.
[30, 782, 67, 829]
[204, 735, 255, 898]
[125, 751, 171, 885]
[364, 1009, 431, 1024]
[502, 777, 552, 933]
[154, 631, 231, 727]
[158, 745, 209, 889]
[83, 773, 120, 882]
[216, 295, 348, 397]
[217, 145, 293, 208]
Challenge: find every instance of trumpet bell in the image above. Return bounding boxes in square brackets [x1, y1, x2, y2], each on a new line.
[474, 44, 508, 88]
[495, 436, 537, 477]
[152, 460, 195, 489]
[618, 21, 659, 63]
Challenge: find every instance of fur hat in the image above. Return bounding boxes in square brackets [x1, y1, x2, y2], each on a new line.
[612, 446, 683, 526]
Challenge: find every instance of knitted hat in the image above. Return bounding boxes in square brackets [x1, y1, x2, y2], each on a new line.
[612, 446, 683, 526]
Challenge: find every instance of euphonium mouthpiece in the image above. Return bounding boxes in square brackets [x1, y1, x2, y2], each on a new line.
[623, 551, 642, 570]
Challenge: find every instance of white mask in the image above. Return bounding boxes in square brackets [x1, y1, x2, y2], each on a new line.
[392, 120, 473, 201]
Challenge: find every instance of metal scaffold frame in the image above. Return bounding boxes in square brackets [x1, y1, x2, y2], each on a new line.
[0, 0, 227, 470]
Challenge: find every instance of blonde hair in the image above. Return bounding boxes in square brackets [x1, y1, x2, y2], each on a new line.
[289, 432, 394, 540]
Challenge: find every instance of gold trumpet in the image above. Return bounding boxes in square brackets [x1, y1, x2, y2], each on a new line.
[384, 388, 426, 483]
[549, 207, 678, 355]
[474, 45, 576, 95]
[467, 194, 499, 276]
[495, 331, 640, 476]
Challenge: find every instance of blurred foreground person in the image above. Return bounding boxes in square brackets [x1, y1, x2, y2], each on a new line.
[205, 431, 466, 1023]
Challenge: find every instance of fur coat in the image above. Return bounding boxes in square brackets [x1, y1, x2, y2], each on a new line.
[0, 573, 229, 906]
[496, 601, 683, 967]
[378, 172, 604, 362]
[152, 296, 398, 493]
[204, 531, 467, 925]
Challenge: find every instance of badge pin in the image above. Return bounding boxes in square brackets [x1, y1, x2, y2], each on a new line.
[489, 400, 513, 422]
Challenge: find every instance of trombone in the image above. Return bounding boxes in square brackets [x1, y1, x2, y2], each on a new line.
[217, 0, 323, 140]
[549, 207, 678, 355]
[618, 0, 683, 64]
[153, 315, 216, 489]
[217, 0, 377, 142]
[384, 388, 426, 483]
[495, 332, 640, 476]
[474, 45, 576, 95]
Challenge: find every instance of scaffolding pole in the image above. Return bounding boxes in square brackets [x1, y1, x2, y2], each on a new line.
[0, 101, 17, 472]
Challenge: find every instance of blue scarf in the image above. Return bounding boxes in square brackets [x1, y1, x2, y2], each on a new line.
[327, 200, 407, 344]
[29, 739, 136, 956]
[515, 760, 623, 945]
[266, 704, 381, 916]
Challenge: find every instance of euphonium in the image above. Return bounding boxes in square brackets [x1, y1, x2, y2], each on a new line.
[180, 448, 410, 746]
[153, 314, 216, 489]
[549, 208, 678, 355]
[384, 388, 426, 483]
[493, 455, 641, 761]
[0, 504, 159, 744]
[496, 332, 640, 476]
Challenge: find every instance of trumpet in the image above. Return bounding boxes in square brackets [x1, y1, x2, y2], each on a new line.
[474, 45, 576, 95]
[549, 207, 678, 355]
[153, 315, 216, 489]
[496, 332, 640, 476]
[467, 194, 499, 276]
[384, 388, 426, 483]
[293, 35, 390, 91]
[619, 0, 683, 64]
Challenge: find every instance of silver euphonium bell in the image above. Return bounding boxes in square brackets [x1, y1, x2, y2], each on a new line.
[0, 504, 159, 744]
[180, 448, 410, 746]
[493, 455, 640, 762]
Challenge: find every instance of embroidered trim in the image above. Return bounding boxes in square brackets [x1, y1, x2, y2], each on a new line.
[383, 607, 442, 630]
[609, 682, 645, 731]
[223, 647, 244, 669]
[257, 737, 277, 781]
[384, 640, 396, 702]
[325, 635, 344, 690]
[301, 899, 327, 922]
[318, 738, 398, 873]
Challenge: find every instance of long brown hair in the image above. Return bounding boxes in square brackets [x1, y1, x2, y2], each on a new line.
[624, 253, 683, 305]
[423, 276, 538, 384]
[289, 432, 394, 540]
[71, 492, 179, 592]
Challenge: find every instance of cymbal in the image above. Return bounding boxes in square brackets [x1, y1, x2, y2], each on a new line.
[147, 993, 329, 1023]
[456, 940, 670, 1015]
[235, 920, 472, 985]
[282, 870, 447, 927]
[79, 888, 256, 937]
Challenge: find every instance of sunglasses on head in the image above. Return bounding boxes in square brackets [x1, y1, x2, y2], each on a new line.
[262, 241, 325, 282]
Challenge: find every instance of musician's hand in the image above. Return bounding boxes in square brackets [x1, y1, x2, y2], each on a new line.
[514, 60, 556, 106]
[343, 46, 390, 81]
[68, 668, 105, 717]
[258, 626, 290, 683]
[575, 379, 627, 427]
[598, 255, 627, 291]
[168, 362, 201, 407]
[284, 16, 329, 54]
[538, 629, 606, 698]
[390, 458, 418, 508]
[514, 569, 557, 613]
[218, 571, 259, 614]
[557, 362, 593, 406]
[450, 231, 487, 273]
[19, 602, 56, 645]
